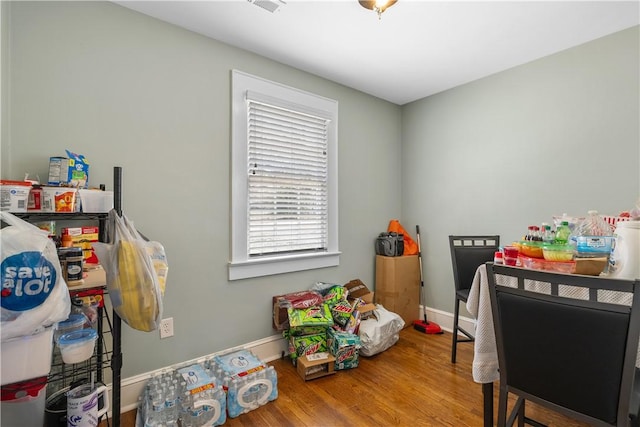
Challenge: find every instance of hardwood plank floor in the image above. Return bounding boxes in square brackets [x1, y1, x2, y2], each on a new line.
[104, 328, 590, 426]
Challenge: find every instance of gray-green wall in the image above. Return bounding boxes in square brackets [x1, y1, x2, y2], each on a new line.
[2, 1, 638, 380]
[402, 25, 639, 315]
[1, 1, 402, 377]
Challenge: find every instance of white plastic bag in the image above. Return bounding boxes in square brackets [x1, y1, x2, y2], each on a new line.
[1, 211, 71, 341]
[93, 210, 167, 332]
[358, 304, 405, 356]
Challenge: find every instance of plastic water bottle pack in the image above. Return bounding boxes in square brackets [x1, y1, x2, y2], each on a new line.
[137, 349, 278, 426]
[209, 349, 278, 418]
[139, 364, 226, 427]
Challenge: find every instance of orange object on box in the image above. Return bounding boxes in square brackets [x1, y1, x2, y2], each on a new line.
[387, 219, 418, 255]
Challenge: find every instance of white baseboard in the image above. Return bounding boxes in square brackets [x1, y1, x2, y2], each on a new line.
[111, 334, 289, 417]
[418, 305, 475, 336]
[108, 306, 473, 417]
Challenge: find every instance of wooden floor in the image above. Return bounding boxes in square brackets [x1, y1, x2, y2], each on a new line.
[103, 328, 590, 426]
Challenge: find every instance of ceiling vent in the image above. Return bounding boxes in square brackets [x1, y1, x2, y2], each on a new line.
[249, 0, 286, 13]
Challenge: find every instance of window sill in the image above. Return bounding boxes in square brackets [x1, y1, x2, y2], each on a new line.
[228, 251, 340, 281]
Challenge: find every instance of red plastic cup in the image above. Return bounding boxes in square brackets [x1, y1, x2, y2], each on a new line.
[503, 246, 519, 266]
[504, 257, 517, 266]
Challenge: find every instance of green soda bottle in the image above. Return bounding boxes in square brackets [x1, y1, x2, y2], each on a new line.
[555, 221, 571, 244]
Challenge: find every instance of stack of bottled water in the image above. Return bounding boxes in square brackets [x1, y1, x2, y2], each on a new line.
[224, 365, 278, 418]
[210, 350, 279, 419]
[139, 364, 226, 426]
[138, 350, 279, 426]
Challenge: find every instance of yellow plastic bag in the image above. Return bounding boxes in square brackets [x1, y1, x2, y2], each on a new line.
[94, 210, 167, 332]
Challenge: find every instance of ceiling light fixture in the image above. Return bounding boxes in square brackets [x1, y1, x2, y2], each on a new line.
[359, 0, 397, 19]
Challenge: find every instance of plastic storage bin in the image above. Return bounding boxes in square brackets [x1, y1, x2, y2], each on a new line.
[78, 189, 114, 213]
[1, 327, 54, 386]
[57, 329, 97, 364]
[572, 210, 614, 257]
[0, 180, 31, 212]
[1, 376, 48, 427]
[54, 313, 86, 342]
[518, 255, 576, 274]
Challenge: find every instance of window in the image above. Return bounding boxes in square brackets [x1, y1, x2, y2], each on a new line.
[229, 70, 339, 280]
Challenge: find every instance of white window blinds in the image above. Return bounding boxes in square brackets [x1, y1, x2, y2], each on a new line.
[247, 95, 330, 257]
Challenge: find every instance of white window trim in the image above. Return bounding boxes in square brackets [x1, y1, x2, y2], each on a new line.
[229, 70, 340, 280]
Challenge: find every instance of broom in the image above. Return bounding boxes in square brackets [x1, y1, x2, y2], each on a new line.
[413, 225, 443, 334]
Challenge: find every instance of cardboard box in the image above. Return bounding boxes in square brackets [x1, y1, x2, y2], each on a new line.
[47, 157, 70, 186]
[27, 186, 42, 211]
[288, 332, 327, 366]
[272, 290, 324, 331]
[375, 255, 420, 328]
[272, 295, 289, 331]
[61, 226, 99, 264]
[344, 279, 373, 302]
[344, 279, 376, 316]
[296, 353, 336, 381]
[288, 304, 334, 330]
[327, 328, 361, 370]
[47, 151, 89, 188]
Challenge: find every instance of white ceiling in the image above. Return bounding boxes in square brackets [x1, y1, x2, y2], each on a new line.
[115, 1, 640, 105]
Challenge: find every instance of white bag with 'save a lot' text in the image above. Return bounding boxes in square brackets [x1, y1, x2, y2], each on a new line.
[1, 211, 70, 341]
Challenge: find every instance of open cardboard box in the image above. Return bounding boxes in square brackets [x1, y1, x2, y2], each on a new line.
[344, 279, 376, 315]
[296, 352, 336, 381]
[272, 295, 290, 331]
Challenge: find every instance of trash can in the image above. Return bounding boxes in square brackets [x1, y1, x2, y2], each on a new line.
[1, 376, 48, 427]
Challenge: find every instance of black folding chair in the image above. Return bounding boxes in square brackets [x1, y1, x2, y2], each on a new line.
[448, 235, 500, 363]
[487, 263, 640, 427]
